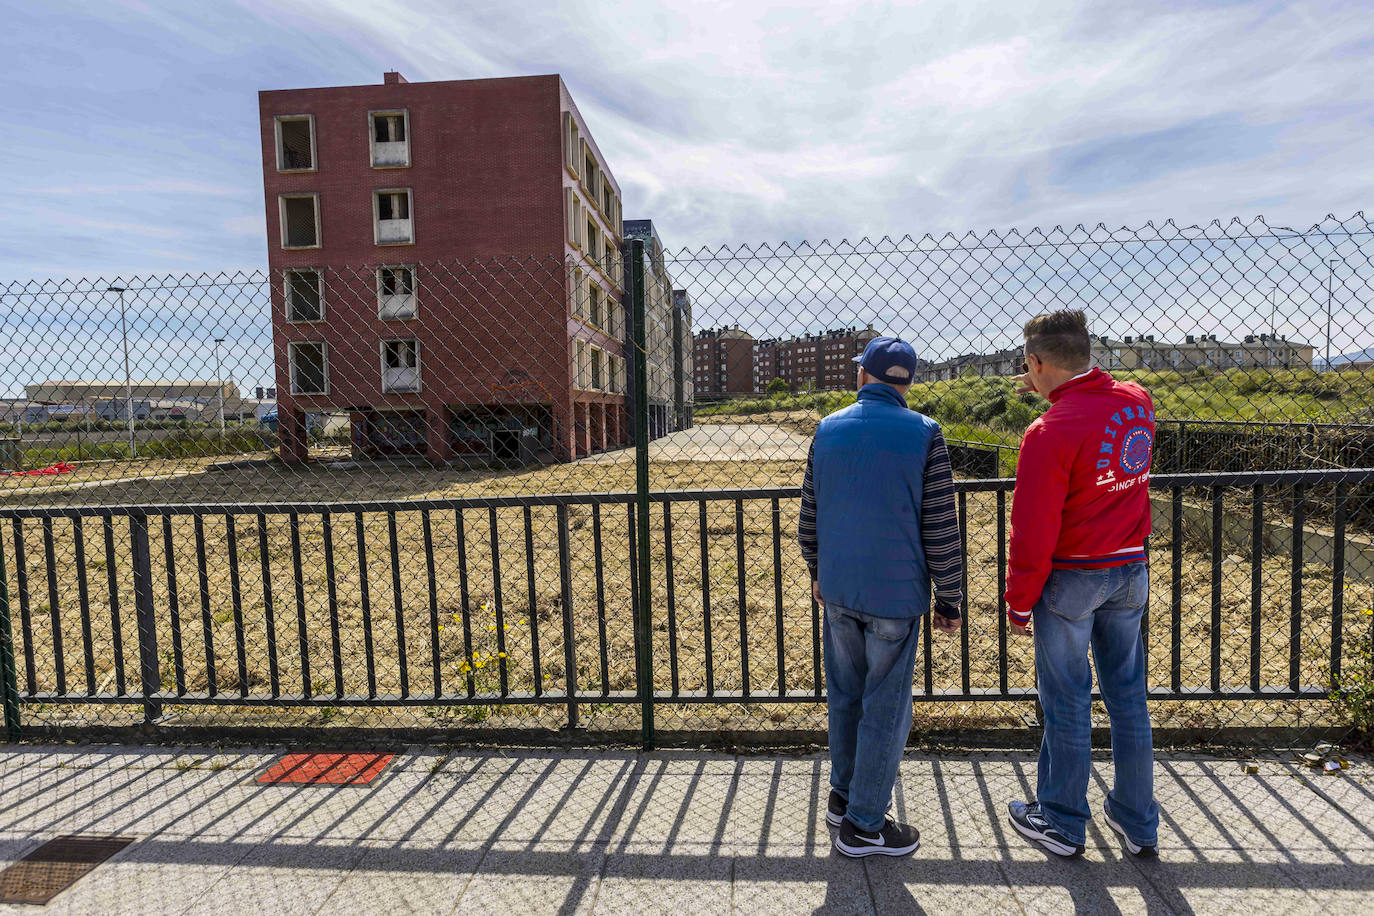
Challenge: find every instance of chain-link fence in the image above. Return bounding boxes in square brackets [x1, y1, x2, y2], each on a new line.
[1, 213, 1372, 750]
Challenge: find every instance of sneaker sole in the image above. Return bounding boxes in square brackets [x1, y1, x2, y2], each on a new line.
[834, 835, 920, 858]
[1008, 812, 1082, 858]
[1103, 810, 1157, 858]
[826, 811, 844, 828]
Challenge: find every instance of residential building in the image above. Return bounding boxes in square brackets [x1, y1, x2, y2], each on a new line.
[913, 333, 1314, 383]
[259, 72, 629, 465]
[1100, 334, 1314, 371]
[752, 326, 881, 394]
[620, 220, 692, 440]
[671, 290, 694, 430]
[693, 326, 755, 399]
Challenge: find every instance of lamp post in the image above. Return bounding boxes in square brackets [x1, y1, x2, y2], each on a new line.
[213, 337, 226, 435]
[105, 285, 135, 457]
[1325, 258, 1340, 372]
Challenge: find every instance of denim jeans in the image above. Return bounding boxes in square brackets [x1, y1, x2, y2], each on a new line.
[1033, 561, 1159, 846]
[824, 603, 922, 832]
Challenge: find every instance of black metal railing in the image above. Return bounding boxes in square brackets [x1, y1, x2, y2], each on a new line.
[1, 468, 1370, 744]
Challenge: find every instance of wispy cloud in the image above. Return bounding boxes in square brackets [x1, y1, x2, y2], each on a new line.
[1, 0, 1371, 278]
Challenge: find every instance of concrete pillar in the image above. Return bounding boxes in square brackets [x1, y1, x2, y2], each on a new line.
[552, 397, 575, 463]
[348, 411, 369, 460]
[595, 402, 608, 452]
[579, 403, 592, 457]
[278, 405, 308, 466]
[426, 405, 452, 467]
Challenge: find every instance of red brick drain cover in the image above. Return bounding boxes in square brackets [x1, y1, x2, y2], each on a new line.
[257, 752, 395, 785]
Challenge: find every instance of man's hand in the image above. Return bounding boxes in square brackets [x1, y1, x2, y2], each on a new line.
[1013, 373, 1034, 396]
[812, 580, 823, 607]
[1010, 621, 1032, 637]
[933, 613, 961, 634]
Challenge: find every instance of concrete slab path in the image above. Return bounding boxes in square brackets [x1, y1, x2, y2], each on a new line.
[0, 746, 1370, 914]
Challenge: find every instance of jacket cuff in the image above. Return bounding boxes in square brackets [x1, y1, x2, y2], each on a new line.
[807, 562, 818, 580]
[1007, 607, 1031, 626]
[933, 600, 961, 620]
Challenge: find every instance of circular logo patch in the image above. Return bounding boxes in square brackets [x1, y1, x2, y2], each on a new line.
[1120, 427, 1153, 474]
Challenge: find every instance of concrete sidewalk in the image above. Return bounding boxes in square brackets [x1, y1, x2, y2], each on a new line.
[0, 745, 1370, 914]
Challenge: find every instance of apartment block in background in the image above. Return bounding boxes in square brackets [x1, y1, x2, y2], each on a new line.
[259, 72, 628, 465]
[751, 326, 880, 394]
[693, 326, 756, 399]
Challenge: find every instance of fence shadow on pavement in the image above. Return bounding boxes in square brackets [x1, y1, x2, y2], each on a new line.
[1, 744, 1371, 913]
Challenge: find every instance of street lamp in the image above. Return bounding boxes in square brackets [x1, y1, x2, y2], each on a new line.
[213, 337, 226, 435]
[105, 285, 135, 457]
[1326, 258, 1340, 372]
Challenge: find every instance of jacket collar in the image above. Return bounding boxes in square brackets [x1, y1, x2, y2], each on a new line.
[857, 383, 908, 408]
[1047, 367, 1110, 403]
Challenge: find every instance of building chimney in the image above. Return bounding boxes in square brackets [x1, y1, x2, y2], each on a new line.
[384, 71, 408, 84]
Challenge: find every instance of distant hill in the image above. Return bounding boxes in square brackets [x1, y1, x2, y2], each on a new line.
[1318, 347, 1374, 370]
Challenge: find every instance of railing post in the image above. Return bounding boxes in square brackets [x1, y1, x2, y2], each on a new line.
[630, 238, 655, 750]
[0, 532, 21, 741]
[556, 503, 579, 730]
[129, 512, 163, 723]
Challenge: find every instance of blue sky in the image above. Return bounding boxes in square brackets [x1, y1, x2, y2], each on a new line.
[1, 0, 1371, 280]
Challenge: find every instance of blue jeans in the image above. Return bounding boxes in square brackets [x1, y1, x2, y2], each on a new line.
[1033, 562, 1159, 846]
[824, 604, 922, 832]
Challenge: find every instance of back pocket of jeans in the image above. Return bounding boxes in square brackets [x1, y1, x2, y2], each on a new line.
[867, 616, 915, 642]
[1049, 570, 1109, 620]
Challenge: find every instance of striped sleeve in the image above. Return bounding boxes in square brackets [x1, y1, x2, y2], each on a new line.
[921, 429, 963, 609]
[798, 439, 818, 578]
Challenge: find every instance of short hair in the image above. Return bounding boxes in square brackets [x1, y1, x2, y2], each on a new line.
[1024, 310, 1091, 371]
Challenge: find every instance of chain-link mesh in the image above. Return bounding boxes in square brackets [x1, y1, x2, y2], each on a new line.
[0, 212, 1371, 750]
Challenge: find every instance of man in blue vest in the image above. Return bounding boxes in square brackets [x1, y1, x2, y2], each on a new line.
[799, 336, 964, 858]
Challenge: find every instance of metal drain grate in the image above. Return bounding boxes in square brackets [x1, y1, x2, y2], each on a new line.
[0, 835, 136, 905]
[256, 751, 395, 785]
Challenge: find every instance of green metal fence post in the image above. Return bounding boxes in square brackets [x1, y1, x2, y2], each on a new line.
[630, 239, 655, 750]
[0, 531, 21, 742]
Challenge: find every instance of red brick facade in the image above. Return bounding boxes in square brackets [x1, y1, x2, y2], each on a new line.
[259, 73, 626, 464]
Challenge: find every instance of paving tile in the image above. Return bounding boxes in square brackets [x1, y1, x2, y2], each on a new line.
[1275, 861, 1374, 908]
[316, 842, 484, 916]
[593, 843, 732, 916]
[731, 845, 874, 915]
[32, 832, 252, 916]
[455, 843, 604, 916]
[1129, 859, 1318, 915]
[606, 768, 736, 851]
[179, 839, 368, 916]
[730, 773, 833, 854]
[865, 847, 1021, 915]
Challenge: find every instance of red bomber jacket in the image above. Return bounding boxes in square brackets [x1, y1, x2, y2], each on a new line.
[1005, 368, 1155, 624]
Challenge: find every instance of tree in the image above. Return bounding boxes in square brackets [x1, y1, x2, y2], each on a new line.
[766, 377, 789, 398]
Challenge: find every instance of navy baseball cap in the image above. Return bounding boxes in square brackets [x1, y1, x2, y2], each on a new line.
[853, 336, 918, 385]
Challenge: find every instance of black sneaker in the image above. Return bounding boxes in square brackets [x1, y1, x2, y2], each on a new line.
[1007, 800, 1084, 858]
[825, 791, 893, 828]
[1104, 801, 1158, 858]
[835, 816, 921, 858]
[826, 789, 847, 828]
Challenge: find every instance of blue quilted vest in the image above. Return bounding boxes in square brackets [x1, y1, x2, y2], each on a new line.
[813, 384, 938, 618]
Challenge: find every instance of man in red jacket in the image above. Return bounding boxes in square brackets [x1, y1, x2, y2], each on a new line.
[1004, 310, 1160, 859]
